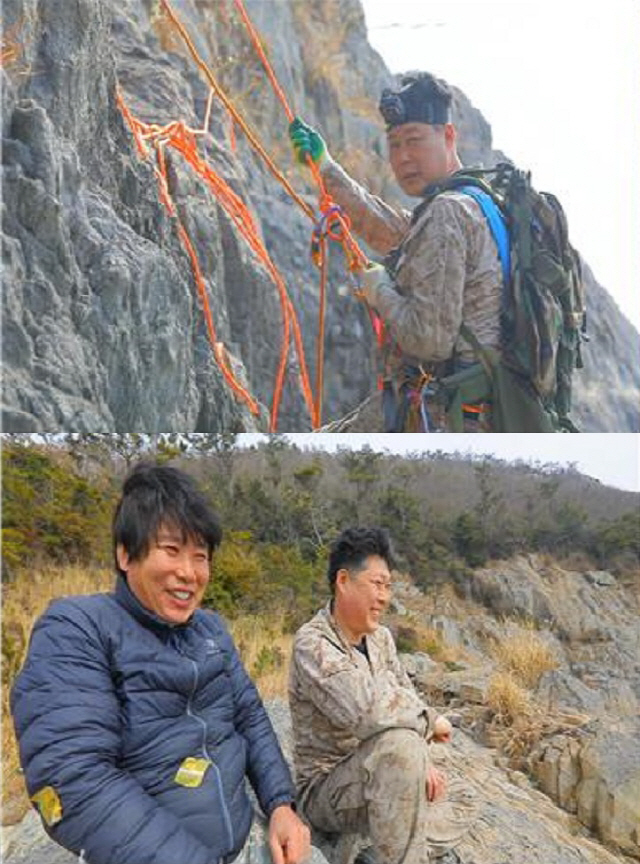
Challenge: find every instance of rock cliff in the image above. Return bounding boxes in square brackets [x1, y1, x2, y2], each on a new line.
[3, 0, 639, 430]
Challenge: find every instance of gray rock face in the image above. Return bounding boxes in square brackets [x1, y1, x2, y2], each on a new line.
[2, 0, 639, 430]
[531, 718, 640, 858]
[411, 554, 639, 858]
[2, 0, 262, 431]
[536, 669, 607, 717]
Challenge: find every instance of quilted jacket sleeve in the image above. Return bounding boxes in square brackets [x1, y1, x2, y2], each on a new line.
[217, 622, 295, 817]
[11, 600, 216, 864]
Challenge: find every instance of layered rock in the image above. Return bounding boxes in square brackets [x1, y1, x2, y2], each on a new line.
[531, 718, 640, 858]
[393, 554, 640, 859]
[2, 0, 639, 429]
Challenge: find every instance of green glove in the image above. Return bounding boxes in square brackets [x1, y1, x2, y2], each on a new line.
[289, 117, 329, 167]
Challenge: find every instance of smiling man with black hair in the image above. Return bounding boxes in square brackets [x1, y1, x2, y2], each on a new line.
[12, 462, 310, 864]
[289, 527, 478, 864]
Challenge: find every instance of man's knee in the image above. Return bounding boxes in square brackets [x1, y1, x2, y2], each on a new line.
[363, 728, 427, 790]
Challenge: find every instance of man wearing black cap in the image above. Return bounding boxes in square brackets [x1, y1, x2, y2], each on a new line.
[289, 72, 503, 432]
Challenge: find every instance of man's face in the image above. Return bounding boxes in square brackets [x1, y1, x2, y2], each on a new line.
[116, 526, 210, 625]
[335, 554, 392, 642]
[387, 122, 451, 196]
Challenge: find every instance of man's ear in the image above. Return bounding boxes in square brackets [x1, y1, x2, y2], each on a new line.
[444, 122, 457, 147]
[116, 544, 130, 573]
[335, 568, 350, 594]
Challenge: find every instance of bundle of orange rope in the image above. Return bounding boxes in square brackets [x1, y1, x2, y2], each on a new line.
[118, 0, 371, 429]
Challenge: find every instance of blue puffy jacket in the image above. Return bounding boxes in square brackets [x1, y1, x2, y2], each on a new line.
[11, 576, 295, 864]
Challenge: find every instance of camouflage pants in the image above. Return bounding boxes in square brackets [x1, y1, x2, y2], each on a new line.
[300, 729, 479, 864]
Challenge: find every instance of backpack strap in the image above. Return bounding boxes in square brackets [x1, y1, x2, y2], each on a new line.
[458, 184, 511, 287]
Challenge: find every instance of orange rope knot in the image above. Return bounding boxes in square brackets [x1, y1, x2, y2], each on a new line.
[311, 204, 347, 267]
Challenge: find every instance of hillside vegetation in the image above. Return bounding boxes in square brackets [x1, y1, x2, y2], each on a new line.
[3, 434, 638, 606]
[3, 434, 639, 860]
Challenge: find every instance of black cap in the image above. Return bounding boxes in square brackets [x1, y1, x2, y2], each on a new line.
[379, 72, 452, 129]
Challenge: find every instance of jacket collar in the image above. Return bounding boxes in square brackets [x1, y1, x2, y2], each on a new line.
[115, 574, 193, 636]
[322, 600, 367, 654]
[321, 601, 387, 669]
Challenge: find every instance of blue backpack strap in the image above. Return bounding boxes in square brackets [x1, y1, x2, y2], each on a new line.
[459, 184, 510, 287]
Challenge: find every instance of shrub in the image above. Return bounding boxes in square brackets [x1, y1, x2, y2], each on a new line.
[492, 627, 558, 689]
[486, 672, 534, 726]
[395, 624, 442, 658]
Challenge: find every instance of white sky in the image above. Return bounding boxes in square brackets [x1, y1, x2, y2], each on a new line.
[238, 433, 640, 493]
[360, 0, 639, 331]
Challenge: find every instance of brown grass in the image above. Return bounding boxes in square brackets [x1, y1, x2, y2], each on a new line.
[492, 625, 558, 689]
[485, 671, 589, 766]
[485, 626, 575, 766]
[486, 672, 535, 726]
[2, 565, 113, 824]
[230, 612, 292, 700]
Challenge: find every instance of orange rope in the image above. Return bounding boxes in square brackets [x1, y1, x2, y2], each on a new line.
[231, 0, 369, 430]
[156, 0, 322, 430]
[116, 88, 262, 416]
[119, 0, 373, 429]
[159, 0, 315, 223]
[314, 239, 328, 427]
[231, 0, 367, 271]
[117, 88, 320, 428]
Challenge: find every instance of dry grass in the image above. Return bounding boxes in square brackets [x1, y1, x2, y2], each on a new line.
[230, 612, 292, 700]
[486, 672, 589, 765]
[391, 605, 470, 667]
[485, 672, 542, 764]
[486, 672, 536, 726]
[491, 625, 558, 689]
[485, 625, 580, 766]
[2, 565, 113, 824]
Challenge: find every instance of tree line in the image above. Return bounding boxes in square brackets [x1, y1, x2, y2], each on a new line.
[2, 434, 638, 625]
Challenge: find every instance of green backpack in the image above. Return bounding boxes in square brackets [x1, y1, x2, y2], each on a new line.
[421, 163, 587, 432]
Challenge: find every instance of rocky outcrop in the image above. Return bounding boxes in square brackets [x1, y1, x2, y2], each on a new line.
[388, 555, 640, 859]
[4, 553, 639, 863]
[4, 698, 635, 864]
[531, 718, 640, 858]
[2, 0, 638, 430]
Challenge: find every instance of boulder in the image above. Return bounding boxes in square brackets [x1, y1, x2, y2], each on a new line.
[531, 718, 640, 859]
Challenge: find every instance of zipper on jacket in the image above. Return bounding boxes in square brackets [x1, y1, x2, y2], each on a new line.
[186, 657, 235, 851]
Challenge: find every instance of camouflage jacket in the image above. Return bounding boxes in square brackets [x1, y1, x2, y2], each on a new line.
[289, 603, 438, 797]
[323, 159, 503, 368]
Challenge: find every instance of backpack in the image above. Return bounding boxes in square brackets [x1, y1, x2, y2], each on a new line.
[420, 163, 587, 432]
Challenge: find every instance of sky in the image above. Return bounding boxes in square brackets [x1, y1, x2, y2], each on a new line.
[359, 0, 639, 331]
[237, 433, 640, 493]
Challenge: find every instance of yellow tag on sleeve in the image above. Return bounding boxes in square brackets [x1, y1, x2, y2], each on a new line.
[174, 757, 211, 788]
[31, 786, 63, 826]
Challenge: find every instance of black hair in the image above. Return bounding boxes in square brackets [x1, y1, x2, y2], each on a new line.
[112, 462, 222, 576]
[327, 527, 396, 593]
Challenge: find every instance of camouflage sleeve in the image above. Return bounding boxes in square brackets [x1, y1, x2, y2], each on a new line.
[382, 628, 440, 737]
[321, 159, 410, 255]
[292, 629, 430, 741]
[363, 194, 468, 362]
